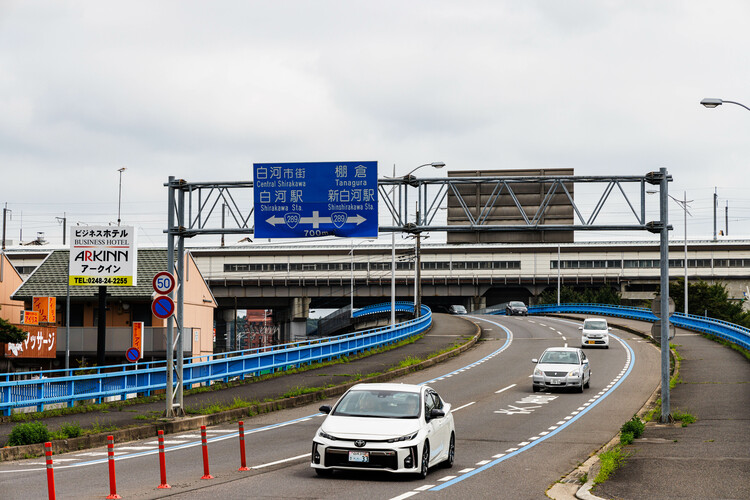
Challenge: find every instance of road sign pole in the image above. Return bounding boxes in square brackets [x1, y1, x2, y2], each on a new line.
[658, 167, 671, 423]
[166, 176, 176, 418]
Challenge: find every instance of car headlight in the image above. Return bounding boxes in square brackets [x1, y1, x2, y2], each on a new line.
[387, 431, 419, 443]
[568, 370, 580, 377]
[534, 368, 543, 376]
[318, 430, 337, 441]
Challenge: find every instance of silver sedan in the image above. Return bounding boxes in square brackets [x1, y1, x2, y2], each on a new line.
[532, 347, 591, 393]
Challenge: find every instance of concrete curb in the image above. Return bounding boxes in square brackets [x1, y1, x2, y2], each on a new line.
[0, 322, 482, 462]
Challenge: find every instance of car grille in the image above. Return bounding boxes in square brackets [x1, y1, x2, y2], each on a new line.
[544, 371, 568, 377]
[325, 448, 398, 470]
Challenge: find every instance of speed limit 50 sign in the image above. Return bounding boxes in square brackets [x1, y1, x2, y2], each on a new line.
[152, 271, 175, 295]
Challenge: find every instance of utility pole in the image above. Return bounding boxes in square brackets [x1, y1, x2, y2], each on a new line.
[725, 201, 728, 236]
[56, 213, 67, 245]
[2, 204, 9, 250]
[713, 187, 717, 241]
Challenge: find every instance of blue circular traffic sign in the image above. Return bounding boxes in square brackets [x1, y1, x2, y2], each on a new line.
[152, 295, 175, 319]
[126, 347, 141, 362]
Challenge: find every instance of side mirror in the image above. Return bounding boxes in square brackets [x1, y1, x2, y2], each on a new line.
[531, 358, 538, 364]
[578, 326, 583, 330]
[428, 408, 445, 421]
[319, 405, 331, 414]
[608, 327, 612, 331]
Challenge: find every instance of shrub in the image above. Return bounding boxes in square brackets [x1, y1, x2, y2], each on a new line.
[620, 416, 645, 439]
[620, 431, 634, 445]
[7, 421, 50, 446]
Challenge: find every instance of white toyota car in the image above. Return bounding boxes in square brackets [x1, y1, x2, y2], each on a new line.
[311, 383, 455, 478]
[580, 317, 611, 348]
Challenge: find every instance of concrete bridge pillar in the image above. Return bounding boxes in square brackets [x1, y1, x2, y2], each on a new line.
[471, 295, 486, 312]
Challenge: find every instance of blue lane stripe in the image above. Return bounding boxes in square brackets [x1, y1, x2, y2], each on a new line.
[431, 330, 635, 491]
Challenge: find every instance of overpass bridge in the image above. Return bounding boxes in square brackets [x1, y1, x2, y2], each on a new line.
[190, 239, 750, 342]
[6, 239, 749, 345]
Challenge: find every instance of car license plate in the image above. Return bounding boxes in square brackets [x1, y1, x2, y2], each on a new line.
[349, 451, 369, 463]
[588, 340, 596, 344]
[550, 378, 562, 385]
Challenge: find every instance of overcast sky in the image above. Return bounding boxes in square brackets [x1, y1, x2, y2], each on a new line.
[2, 1, 749, 248]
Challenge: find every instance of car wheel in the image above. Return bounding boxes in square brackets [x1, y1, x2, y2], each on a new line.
[532, 385, 539, 393]
[578, 377, 585, 393]
[419, 441, 430, 479]
[443, 433, 455, 468]
[584, 376, 590, 389]
[315, 468, 333, 477]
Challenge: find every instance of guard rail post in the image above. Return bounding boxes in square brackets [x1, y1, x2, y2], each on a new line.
[238, 421, 249, 471]
[200, 425, 214, 479]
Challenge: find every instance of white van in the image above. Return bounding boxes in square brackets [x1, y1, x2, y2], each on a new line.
[580, 317, 610, 348]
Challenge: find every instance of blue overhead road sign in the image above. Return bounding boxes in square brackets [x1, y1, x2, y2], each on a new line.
[253, 161, 378, 238]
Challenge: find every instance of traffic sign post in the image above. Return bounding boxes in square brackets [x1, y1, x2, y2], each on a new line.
[253, 161, 378, 238]
[152, 296, 175, 319]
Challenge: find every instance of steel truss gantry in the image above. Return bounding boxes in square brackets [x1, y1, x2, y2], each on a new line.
[163, 169, 674, 421]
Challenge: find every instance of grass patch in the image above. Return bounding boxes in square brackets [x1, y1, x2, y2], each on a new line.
[594, 446, 628, 484]
[672, 410, 697, 427]
[396, 356, 423, 369]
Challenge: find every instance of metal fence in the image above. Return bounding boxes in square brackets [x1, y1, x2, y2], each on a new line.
[0, 303, 432, 416]
[498, 303, 750, 351]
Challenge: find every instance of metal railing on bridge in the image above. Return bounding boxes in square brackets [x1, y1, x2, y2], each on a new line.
[479, 303, 750, 351]
[0, 303, 432, 416]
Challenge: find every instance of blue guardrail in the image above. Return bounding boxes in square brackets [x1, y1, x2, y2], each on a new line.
[0, 303, 431, 416]
[490, 303, 750, 352]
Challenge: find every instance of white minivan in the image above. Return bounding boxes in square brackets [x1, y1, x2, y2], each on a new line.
[580, 317, 610, 348]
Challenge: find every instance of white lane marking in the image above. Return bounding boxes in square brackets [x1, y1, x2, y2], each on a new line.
[458, 468, 475, 473]
[438, 475, 457, 482]
[492, 453, 506, 459]
[517, 442, 530, 446]
[390, 492, 419, 500]
[452, 402, 475, 412]
[476, 460, 491, 465]
[505, 448, 518, 453]
[415, 485, 434, 491]
[495, 384, 516, 394]
[251, 453, 309, 470]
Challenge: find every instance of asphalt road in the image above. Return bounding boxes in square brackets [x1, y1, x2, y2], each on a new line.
[0, 313, 662, 499]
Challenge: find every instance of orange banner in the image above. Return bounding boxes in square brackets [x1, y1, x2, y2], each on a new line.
[32, 297, 57, 324]
[3, 325, 57, 358]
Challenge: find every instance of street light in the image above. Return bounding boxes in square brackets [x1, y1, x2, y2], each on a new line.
[117, 167, 127, 226]
[648, 190, 692, 315]
[701, 98, 750, 112]
[388, 162, 445, 319]
[350, 239, 374, 316]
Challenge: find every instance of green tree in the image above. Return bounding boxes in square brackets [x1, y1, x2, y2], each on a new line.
[668, 278, 750, 328]
[0, 314, 28, 344]
[538, 285, 620, 306]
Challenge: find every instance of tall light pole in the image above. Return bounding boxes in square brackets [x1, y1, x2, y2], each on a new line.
[648, 190, 692, 315]
[117, 167, 127, 226]
[701, 97, 750, 112]
[399, 162, 445, 318]
[350, 239, 373, 316]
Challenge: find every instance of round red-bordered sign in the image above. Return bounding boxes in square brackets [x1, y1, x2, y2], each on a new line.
[152, 295, 175, 319]
[152, 271, 176, 295]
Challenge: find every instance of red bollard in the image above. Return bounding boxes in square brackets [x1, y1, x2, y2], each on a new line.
[157, 430, 171, 489]
[238, 421, 249, 471]
[106, 435, 122, 499]
[200, 425, 214, 479]
[45, 442, 56, 500]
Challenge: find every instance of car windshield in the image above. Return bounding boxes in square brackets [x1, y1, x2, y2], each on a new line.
[510, 301, 525, 307]
[584, 320, 607, 330]
[332, 390, 420, 419]
[540, 350, 579, 364]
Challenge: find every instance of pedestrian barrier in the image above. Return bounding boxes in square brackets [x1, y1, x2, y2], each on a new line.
[45, 441, 55, 500]
[238, 421, 249, 471]
[106, 435, 121, 499]
[0, 303, 431, 416]
[157, 430, 170, 489]
[200, 425, 213, 480]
